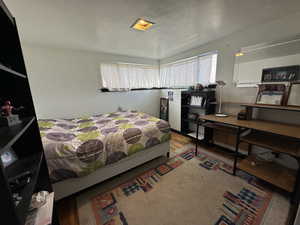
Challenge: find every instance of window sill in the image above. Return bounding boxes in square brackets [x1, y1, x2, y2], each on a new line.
[99, 87, 187, 92]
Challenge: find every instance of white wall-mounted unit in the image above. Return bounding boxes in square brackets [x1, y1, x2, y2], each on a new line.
[234, 53, 300, 87]
[234, 38, 300, 88]
[168, 90, 182, 131]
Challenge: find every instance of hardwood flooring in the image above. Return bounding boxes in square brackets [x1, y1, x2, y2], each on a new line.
[57, 197, 79, 225]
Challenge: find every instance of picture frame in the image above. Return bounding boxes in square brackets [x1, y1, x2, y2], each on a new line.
[159, 98, 169, 121]
[255, 84, 286, 106]
[0, 148, 18, 168]
[262, 65, 300, 82]
[287, 82, 300, 107]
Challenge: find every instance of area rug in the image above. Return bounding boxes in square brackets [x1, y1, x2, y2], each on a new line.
[77, 145, 290, 225]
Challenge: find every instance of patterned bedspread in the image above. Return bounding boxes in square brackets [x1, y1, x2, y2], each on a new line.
[38, 111, 170, 183]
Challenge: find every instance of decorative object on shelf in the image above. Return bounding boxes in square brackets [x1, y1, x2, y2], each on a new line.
[26, 192, 54, 225]
[262, 65, 300, 82]
[256, 151, 275, 162]
[287, 82, 300, 107]
[250, 152, 275, 166]
[1, 100, 14, 116]
[255, 84, 286, 105]
[188, 86, 195, 91]
[12, 193, 22, 206]
[195, 83, 204, 91]
[9, 170, 32, 192]
[0, 114, 21, 127]
[237, 110, 247, 120]
[0, 100, 23, 126]
[159, 98, 169, 121]
[30, 191, 50, 210]
[215, 80, 228, 117]
[0, 148, 18, 167]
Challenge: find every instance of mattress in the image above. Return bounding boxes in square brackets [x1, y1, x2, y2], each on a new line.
[38, 111, 170, 183]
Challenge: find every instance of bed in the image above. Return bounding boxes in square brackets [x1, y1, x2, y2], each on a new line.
[38, 110, 170, 200]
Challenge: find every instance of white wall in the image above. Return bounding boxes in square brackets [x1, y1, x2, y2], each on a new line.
[160, 11, 300, 119]
[22, 44, 160, 119]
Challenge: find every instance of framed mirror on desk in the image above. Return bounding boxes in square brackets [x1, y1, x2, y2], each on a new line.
[287, 82, 300, 107]
[255, 84, 286, 106]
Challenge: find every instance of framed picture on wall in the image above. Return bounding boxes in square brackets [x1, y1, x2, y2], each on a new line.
[255, 84, 286, 105]
[160, 98, 169, 121]
[262, 65, 300, 82]
[287, 82, 300, 107]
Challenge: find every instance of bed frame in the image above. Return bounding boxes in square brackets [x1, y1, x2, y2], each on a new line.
[53, 141, 170, 200]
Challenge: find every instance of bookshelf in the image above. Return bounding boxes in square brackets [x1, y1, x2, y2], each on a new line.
[0, 1, 59, 225]
[180, 90, 215, 140]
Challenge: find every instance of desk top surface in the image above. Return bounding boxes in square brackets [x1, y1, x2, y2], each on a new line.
[200, 115, 300, 139]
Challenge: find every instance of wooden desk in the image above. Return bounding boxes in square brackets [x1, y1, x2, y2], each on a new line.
[197, 114, 300, 198]
[200, 115, 300, 139]
[241, 103, 300, 113]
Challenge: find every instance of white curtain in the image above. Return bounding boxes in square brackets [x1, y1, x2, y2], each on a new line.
[160, 53, 218, 88]
[160, 57, 198, 87]
[198, 54, 218, 85]
[100, 63, 123, 89]
[100, 52, 217, 90]
[100, 63, 160, 90]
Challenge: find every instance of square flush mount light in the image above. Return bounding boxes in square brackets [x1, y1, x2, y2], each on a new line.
[131, 18, 154, 31]
[235, 52, 244, 57]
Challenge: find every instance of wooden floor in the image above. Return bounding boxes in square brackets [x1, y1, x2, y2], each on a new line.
[56, 132, 193, 225]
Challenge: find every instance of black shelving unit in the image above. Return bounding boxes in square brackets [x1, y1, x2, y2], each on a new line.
[181, 90, 216, 139]
[0, 1, 59, 225]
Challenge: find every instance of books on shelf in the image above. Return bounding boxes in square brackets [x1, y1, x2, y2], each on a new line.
[190, 96, 203, 106]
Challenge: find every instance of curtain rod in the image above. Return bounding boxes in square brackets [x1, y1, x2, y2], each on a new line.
[160, 50, 218, 66]
[116, 62, 158, 67]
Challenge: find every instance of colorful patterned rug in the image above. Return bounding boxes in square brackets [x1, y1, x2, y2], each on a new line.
[77, 145, 290, 225]
[179, 148, 234, 174]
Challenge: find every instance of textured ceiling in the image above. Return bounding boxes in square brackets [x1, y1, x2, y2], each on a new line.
[5, 0, 300, 59]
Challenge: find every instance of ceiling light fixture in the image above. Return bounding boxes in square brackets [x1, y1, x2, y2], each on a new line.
[235, 52, 244, 57]
[131, 18, 154, 31]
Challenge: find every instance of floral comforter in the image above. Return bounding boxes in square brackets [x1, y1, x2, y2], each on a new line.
[38, 111, 170, 183]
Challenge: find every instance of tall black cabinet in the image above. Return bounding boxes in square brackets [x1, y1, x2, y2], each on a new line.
[0, 1, 59, 225]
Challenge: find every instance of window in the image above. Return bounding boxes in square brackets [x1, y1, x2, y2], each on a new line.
[160, 57, 198, 88]
[100, 63, 160, 90]
[160, 52, 218, 88]
[100, 52, 218, 91]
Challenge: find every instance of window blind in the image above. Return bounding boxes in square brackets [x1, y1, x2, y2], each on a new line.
[100, 63, 160, 90]
[160, 52, 218, 88]
[100, 52, 218, 90]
